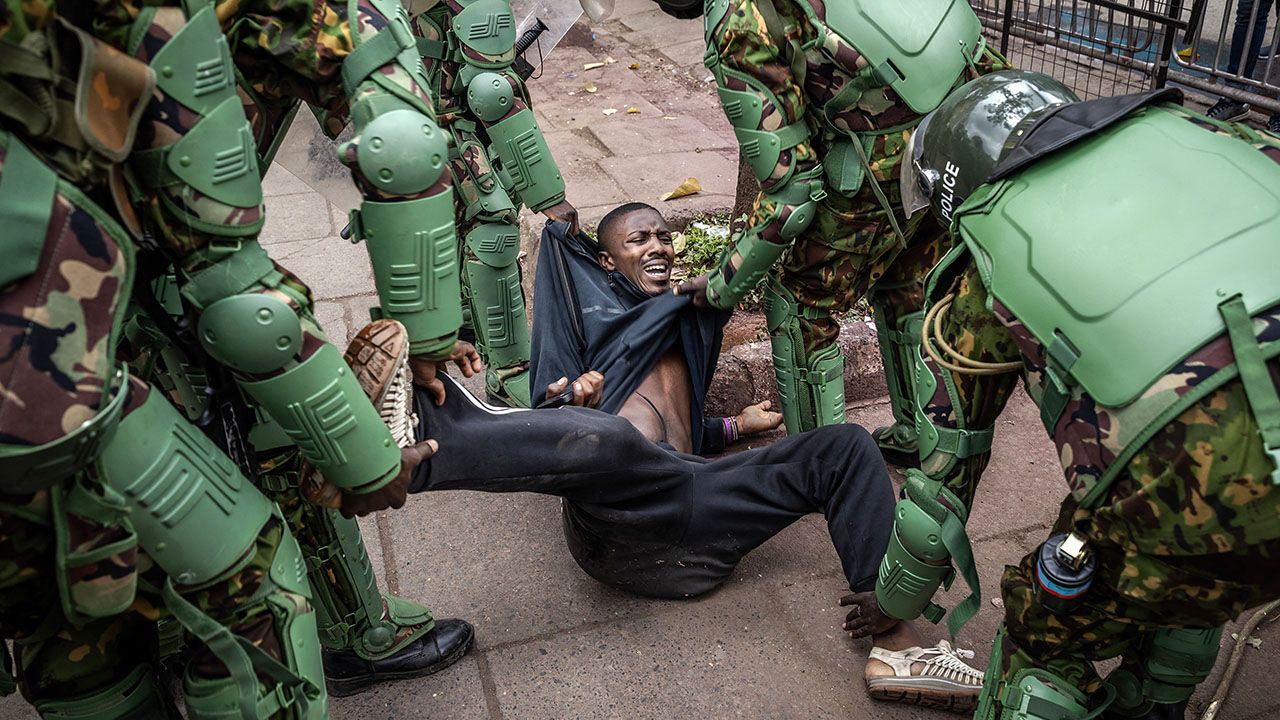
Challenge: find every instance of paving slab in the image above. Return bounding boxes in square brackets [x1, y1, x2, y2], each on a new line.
[599, 148, 737, 201]
[589, 114, 734, 156]
[261, 191, 335, 244]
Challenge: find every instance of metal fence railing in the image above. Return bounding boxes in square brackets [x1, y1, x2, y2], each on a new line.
[970, 0, 1280, 116]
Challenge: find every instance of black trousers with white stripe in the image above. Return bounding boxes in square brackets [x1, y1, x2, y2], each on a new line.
[409, 375, 895, 599]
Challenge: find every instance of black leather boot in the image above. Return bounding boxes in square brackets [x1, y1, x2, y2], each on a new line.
[323, 618, 476, 697]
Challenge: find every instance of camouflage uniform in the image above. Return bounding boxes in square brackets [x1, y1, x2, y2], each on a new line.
[1, 0, 467, 714]
[704, 0, 1008, 442]
[915, 110, 1280, 714]
[409, 0, 570, 407]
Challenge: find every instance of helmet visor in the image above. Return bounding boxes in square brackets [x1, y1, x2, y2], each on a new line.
[900, 119, 931, 219]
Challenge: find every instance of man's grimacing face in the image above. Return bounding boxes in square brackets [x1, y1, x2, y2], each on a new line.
[598, 208, 676, 295]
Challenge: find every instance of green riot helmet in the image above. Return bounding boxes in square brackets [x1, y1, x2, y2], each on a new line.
[901, 70, 1080, 225]
[651, 0, 702, 19]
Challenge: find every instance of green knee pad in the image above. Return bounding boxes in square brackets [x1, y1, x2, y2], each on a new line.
[868, 290, 922, 454]
[179, 524, 326, 720]
[975, 624, 1095, 720]
[98, 389, 273, 585]
[294, 499, 434, 659]
[763, 283, 845, 433]
[1106, 625, 1224, 716]
[34, 665, 179, 720]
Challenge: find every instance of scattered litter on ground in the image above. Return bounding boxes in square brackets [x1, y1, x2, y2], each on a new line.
[663, 115, 677, 120]
[602, 108, 617, 116]
[991, 597, 1004, 609]
[584, 62, 606, 70]
[584, 80, 597, 93]
[629, 63, 640, 69]
[661, 177, 701, 201]
[689, 221, 728, 239]
[605, 56, 617, 64]
[627, 107, 640, 114]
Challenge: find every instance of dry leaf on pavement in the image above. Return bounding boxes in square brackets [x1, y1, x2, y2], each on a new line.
[660, 177, 701, 201]
[627, 107, 640, 114]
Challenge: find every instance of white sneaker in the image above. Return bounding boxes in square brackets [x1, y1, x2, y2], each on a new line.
[865, 640, 984, 713]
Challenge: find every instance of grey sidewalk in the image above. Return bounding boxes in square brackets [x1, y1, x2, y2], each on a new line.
[2, 2, 1276, 719]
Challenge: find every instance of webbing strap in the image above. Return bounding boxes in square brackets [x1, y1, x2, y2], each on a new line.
[932, 425, 993, 459]
[416, 36, 447, 60]
[0, 137, 58, 289]
[163, 579, 315, 719]
[848, 133, 908, 248]
[774, 118, 810, 152]
[342, 27, 404, 93]
[1220, 295, 1280, 485]
[941, 509, 981, 637]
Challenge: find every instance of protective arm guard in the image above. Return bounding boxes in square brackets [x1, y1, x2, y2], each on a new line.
[466, 74, 565, 212]
[1106, 626, 1225, 714]
[342, 0, 464, 359]
[875, 469, 981, 637]
[194, 289, 402, 494]
[451, 0, 566, 212]
[705, 166, 823, 309]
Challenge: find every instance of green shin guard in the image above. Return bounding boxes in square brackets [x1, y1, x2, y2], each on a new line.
[763, 284, 845, 433]
[1105, 626, 1224, 717]
[463, 222, 531, 407]
[34, 666, 179, 720]
[869, 292, 922, 459]
[293, 499, 434, 659]
[975, 624, 1098, 720]
[178, 523, 326, 720]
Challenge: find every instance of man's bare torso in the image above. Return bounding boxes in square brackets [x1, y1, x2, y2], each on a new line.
[618, 348, 694, 453]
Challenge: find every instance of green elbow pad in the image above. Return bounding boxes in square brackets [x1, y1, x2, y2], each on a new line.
[239, 344, 401, 494]
[98, 389, 274, 586]
[485, 107, 566, 212]
[875, 496, 956, 623]
[353, 189, 463, 357]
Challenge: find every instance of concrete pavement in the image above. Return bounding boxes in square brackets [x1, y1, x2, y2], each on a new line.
[3, 3, 1277, 719]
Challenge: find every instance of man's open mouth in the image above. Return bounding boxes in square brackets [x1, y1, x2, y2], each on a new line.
[643, 260, 671, 282]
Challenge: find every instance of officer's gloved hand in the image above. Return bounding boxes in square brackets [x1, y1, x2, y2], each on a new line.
[409, 341, 485, 406]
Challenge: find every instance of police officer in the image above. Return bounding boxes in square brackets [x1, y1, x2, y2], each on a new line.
[658, 0, 1008, 466]
[845, 70, 1280, 719]
[0, 0, 480, 715]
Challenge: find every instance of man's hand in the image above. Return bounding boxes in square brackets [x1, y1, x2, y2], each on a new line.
[339, 439, 439, 518]
[840, 591, 899, 639]
[409, 340, 484, 406]
[673, 272, 711, 308]
[736, 400, 783, 436]
[542, 200, 580, 236]
[545, 370, 604, 408]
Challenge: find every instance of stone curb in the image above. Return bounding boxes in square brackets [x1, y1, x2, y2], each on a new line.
[705, 321, 887, 417]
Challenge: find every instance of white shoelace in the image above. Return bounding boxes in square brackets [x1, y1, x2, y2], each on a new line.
[379, 358, 418, 449]
[870, 640, 983, 687]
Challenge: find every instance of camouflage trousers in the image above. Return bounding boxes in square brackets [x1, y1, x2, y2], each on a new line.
[771, 171, 948, 359]
[991, 380, 1280, 704]
[0, 498, 301, 711]
[926, 264, 1280, 709]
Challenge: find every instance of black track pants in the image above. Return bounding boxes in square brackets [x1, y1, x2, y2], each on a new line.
[411, 375, 895, 598]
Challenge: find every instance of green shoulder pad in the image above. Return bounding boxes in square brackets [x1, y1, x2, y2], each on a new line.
[148, 5, 234, 115]
[818, 0, 980, 113]
[956, 107, 1280, 406]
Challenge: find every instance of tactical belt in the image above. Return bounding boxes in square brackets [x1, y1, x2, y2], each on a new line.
[0, 135, 58, 288]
